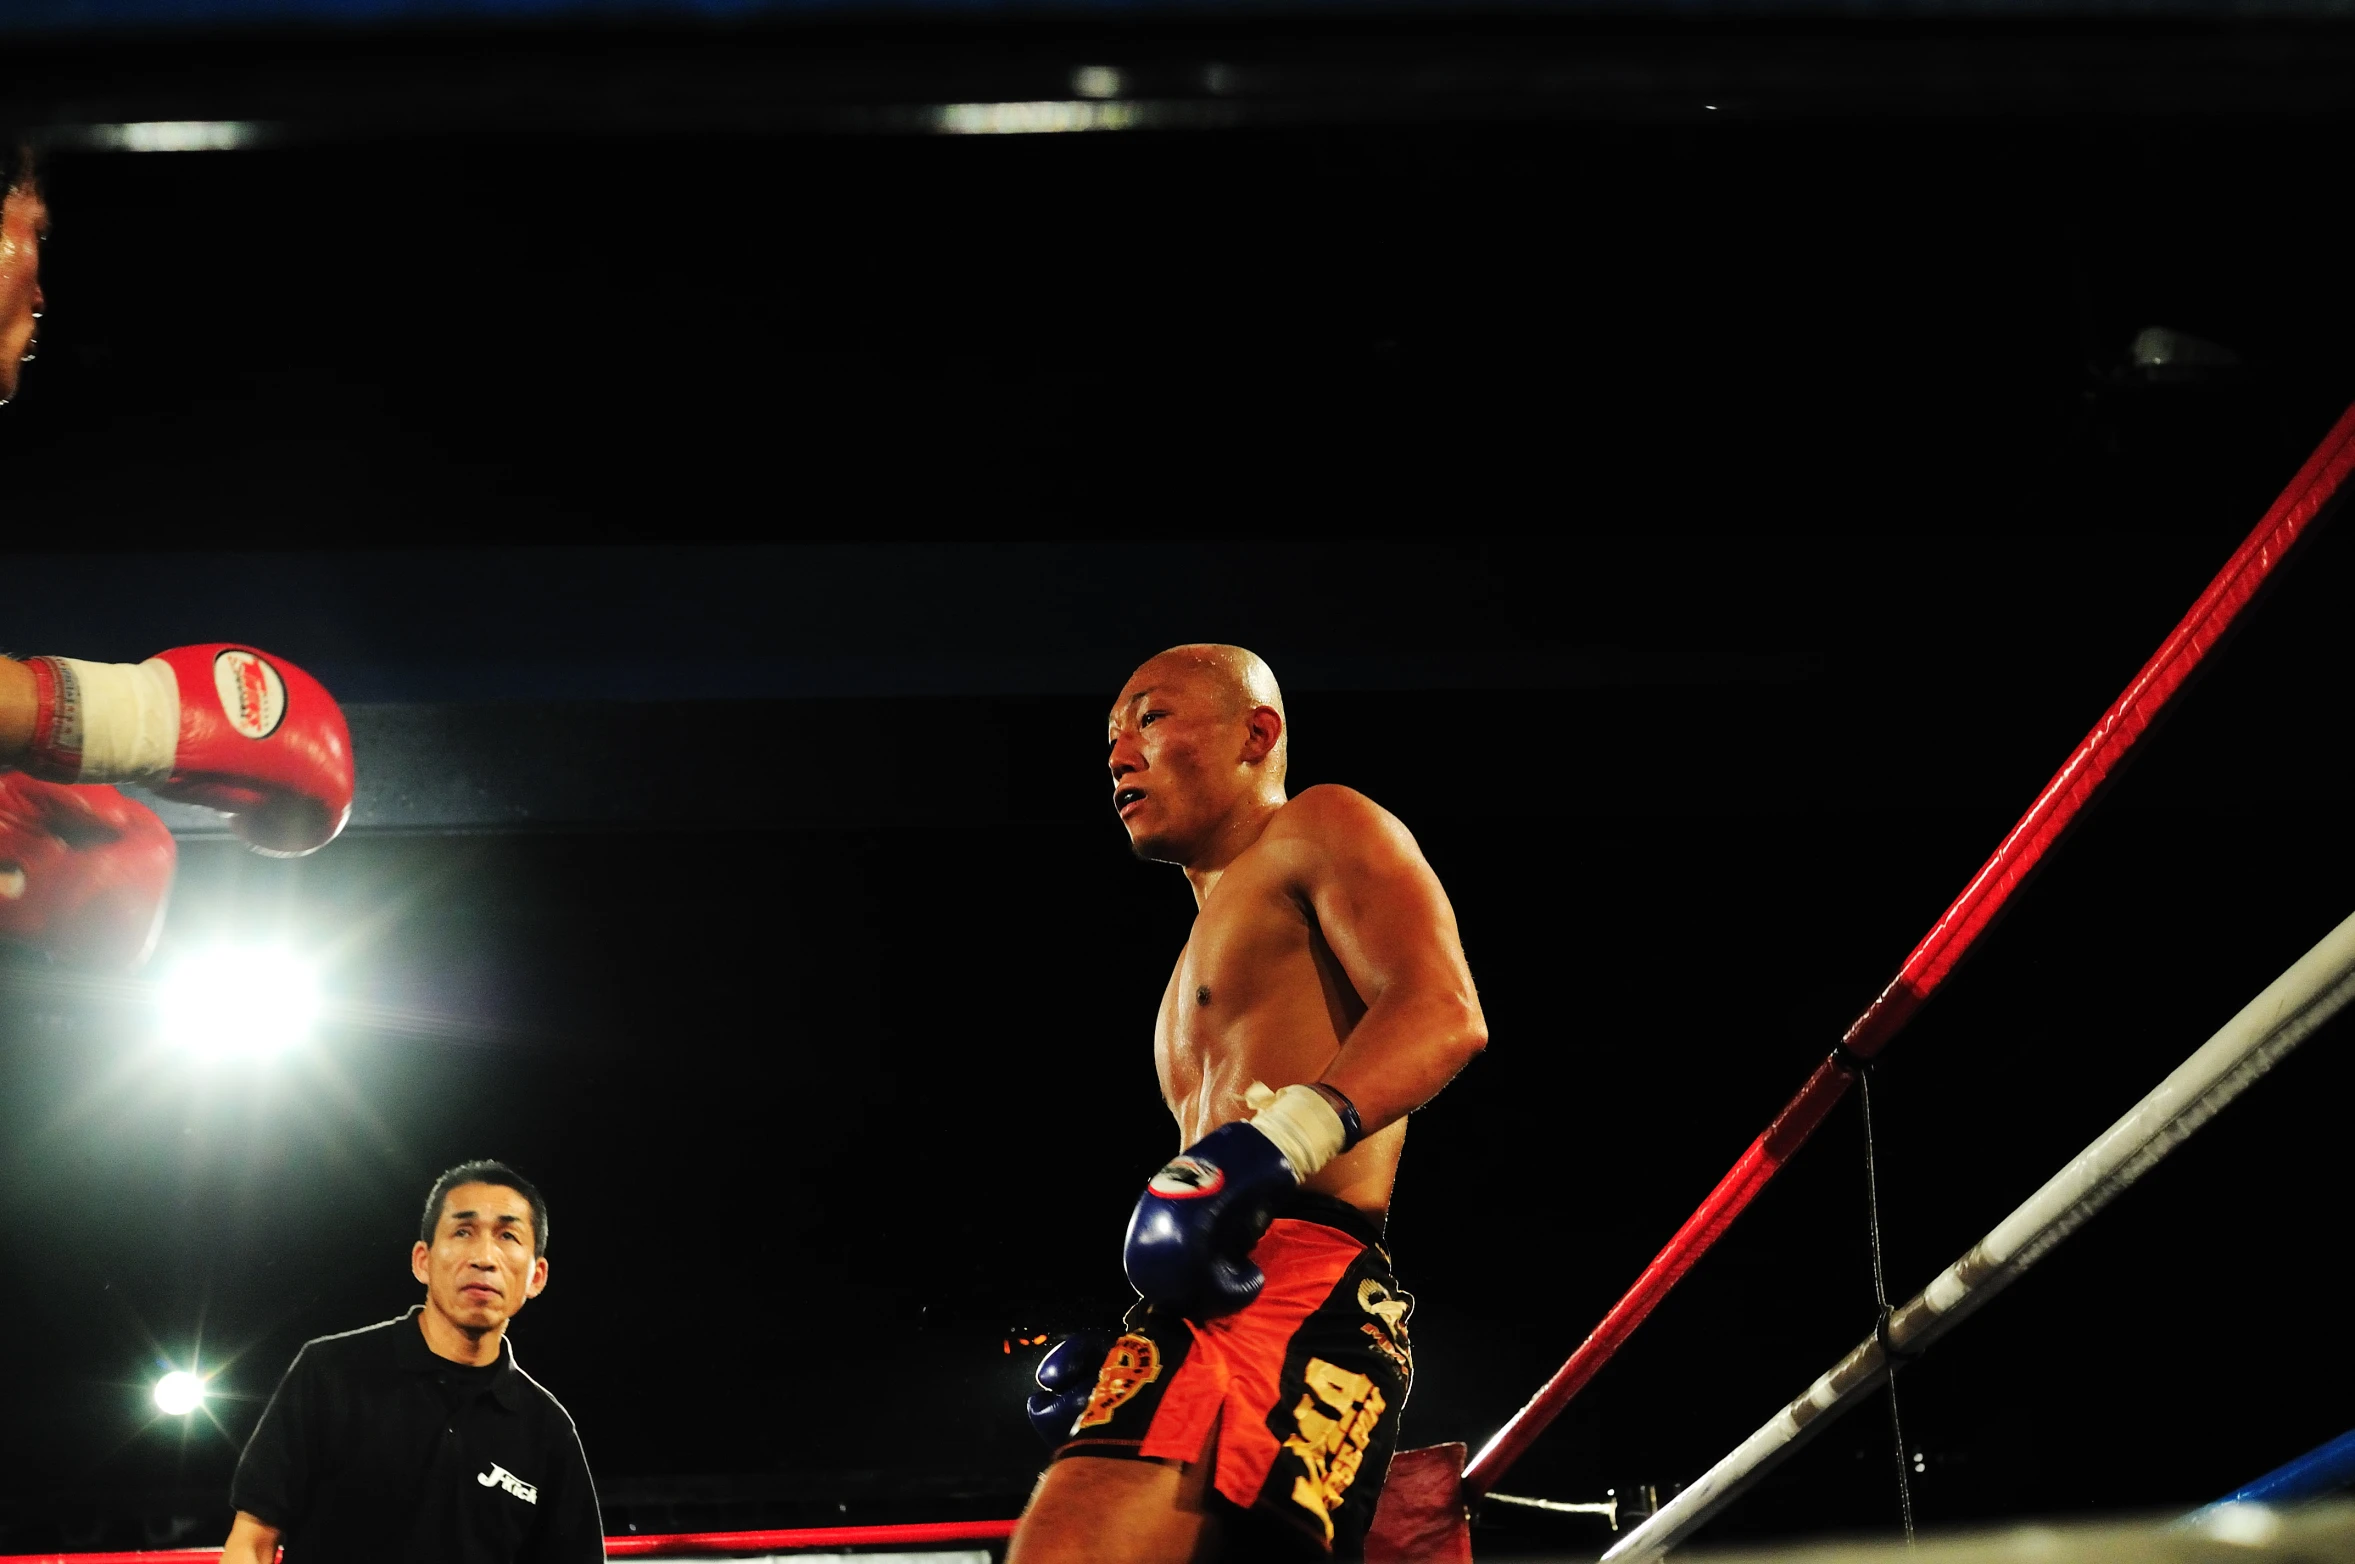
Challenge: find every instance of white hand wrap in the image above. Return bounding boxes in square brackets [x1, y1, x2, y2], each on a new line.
[1243, 1080, 1349, 1179]
[47, 658, 181, 782]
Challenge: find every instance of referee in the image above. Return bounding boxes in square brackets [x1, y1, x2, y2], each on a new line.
[223, 1160, 605, 1562]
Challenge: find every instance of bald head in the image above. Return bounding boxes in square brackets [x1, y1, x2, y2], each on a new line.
[1125, 644, 1287, 779]
[1107, 644, 1289, 868]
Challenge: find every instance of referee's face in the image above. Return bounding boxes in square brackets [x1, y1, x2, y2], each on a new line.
[410, 1182, 549, 1336]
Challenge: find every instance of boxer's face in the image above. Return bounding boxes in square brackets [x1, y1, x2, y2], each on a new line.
[1108, 663, 1262, 865]
[0, 182, 48, 406]
[410, 1182, 548, 1334]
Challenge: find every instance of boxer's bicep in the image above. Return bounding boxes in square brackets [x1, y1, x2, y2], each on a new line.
[1293, 793, 1474, 1014]
[1283, 793, 1485, 1132]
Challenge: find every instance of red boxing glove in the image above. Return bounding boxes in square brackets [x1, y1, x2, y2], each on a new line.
[0, 773, 177, 970]
[21, 644, 353, 856]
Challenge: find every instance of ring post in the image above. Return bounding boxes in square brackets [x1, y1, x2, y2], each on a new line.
[1461, 398, 2355, 1499]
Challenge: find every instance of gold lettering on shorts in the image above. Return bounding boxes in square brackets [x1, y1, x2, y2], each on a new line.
[1356, 1279, 1411, 1336]
[1282, 1357, 1387, 1541]
[1355, 1279, 1414, 1372]
[1074, 1333, 1162, 1430]
[1360, 1322, 1413, 1376]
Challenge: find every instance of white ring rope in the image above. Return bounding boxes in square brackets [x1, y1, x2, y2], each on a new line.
[1485, 1491, 1622, 1525]
[1602, 905, 2355, 1562]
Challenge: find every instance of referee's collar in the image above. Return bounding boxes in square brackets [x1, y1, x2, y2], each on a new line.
[394, 1305, 525, 1410]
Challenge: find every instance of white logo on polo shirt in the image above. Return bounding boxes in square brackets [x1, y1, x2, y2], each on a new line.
[477, 1463, 539, 1504]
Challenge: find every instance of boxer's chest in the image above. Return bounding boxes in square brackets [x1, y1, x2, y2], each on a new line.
[1153, 860, 1359, 1140]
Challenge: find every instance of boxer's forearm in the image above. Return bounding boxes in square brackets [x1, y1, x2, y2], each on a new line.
[1318, 987, 1487, 1135]
[0, 658, 33, 761]
[221, 1512, 281, 1563]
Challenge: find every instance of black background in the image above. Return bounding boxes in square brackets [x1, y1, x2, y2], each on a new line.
[5, 17, 2355, 1556]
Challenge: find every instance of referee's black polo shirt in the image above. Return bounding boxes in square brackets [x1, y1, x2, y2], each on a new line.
[232, 1306, 604, 1563]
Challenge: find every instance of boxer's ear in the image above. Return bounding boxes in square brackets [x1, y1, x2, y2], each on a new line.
[1241, 705, 1283, 765]
[524, 1256, 550, 1300]
[410, 1240, 431, 1286]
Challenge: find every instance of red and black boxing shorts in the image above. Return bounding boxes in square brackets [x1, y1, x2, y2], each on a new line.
[1051, 1192, 1414, 1558]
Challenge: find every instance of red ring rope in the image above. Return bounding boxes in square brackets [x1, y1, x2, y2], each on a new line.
[0, 1518, 1022, 1562]
[605, 1519, 1020, 1556]
[1460, 397, 2355, 1498]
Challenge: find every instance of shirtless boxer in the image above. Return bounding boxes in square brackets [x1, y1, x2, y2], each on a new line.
[1011, 646, 1488, 1563]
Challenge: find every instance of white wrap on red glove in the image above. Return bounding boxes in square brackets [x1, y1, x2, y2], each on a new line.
[20, 645, 354, 856]
[25, 657, 181, 780]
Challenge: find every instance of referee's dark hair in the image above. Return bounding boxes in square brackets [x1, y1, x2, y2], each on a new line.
[420, 1160, 551, 1257]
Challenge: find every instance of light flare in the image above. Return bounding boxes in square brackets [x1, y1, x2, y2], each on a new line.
[157, 946, 321, 1058]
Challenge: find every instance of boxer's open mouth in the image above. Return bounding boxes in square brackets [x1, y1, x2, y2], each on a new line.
[1115, 788, 1147, 815]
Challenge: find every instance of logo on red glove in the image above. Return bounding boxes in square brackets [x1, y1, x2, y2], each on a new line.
[212, 650, 287, 740]
[1146, 1156, 1226, 1200]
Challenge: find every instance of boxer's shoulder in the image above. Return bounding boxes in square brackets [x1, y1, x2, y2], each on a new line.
[1278, 784, 1410, 834]
[1260, 786, 1420, 868]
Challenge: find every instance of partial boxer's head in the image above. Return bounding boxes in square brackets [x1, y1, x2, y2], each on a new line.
[411, 1160, 550, 1336]
[1108, 644, 1287, 866]
[0, 145, 47, 408]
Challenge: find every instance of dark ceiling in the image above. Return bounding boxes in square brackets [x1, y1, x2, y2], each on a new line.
[10, 13, 2355, 538]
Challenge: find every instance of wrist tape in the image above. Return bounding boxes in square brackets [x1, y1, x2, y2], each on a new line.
[1243, 1081, 1353, 1179]
[24, 658, 179, 784]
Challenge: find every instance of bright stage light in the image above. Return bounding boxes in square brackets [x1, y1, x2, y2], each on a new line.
[157, 947, 321, 1057]
[152, 1370, 205, 1416]
[88, 121, 260, 153]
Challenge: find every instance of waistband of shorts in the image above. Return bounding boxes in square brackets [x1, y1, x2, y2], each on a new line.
[1279, 1189, 1388, 1251]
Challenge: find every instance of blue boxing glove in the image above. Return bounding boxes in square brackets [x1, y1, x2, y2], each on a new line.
[1026, 1331, 1113, 1448]
[1123, 1082, 1363, 1315]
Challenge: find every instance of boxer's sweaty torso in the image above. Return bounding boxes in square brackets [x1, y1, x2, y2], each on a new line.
[1154, 790, 1404, 1220]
